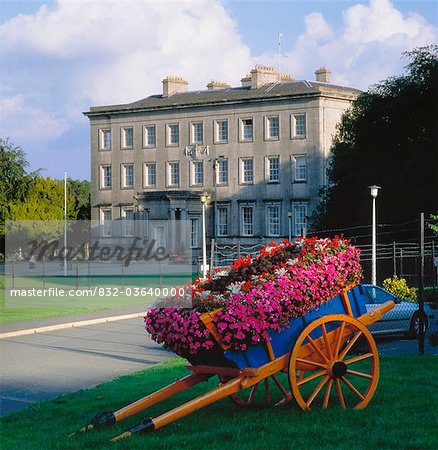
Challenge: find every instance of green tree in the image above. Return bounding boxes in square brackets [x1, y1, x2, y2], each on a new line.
[429, 214, 438, 235]
[68, 179, 91, 220]
[313, 45, 438, 240]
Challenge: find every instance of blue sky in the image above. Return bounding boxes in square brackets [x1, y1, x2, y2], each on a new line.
[1, 0, 437, 181]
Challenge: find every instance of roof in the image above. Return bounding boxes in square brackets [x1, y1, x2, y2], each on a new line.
[84, 80, 361, 117]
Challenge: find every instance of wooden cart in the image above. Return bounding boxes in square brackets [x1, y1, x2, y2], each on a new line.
[74, 284, 394, 441]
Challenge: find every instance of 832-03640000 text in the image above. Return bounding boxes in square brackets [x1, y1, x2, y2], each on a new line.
[9, 287, 187, 298]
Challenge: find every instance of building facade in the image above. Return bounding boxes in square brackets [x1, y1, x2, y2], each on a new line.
[84, 66, 359, 259]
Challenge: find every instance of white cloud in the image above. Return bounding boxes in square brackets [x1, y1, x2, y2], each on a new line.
[260, 0, 438, 89]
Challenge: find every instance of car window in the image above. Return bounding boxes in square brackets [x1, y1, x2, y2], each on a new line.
[365, 286, 394, 304]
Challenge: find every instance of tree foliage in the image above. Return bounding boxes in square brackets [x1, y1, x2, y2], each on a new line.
[313, 45, 438, 238]
[68, 179, 91, 220]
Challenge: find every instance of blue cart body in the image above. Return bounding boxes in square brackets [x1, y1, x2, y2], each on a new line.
[223, 285, 367, 369]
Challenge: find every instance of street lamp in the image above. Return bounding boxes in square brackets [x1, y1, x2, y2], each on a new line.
[287, 210, 293, 242]
[369, 185, 381, 286]
[200, 193, 210, 279]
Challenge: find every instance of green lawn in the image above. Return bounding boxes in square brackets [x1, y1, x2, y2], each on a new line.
[1, 356, 437, 449]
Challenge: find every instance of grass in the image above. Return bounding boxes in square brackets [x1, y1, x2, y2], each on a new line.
[0, 274, 190, 324]
[1, 356, 437, 449]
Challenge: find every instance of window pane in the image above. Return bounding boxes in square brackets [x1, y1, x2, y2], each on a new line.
[102, 166, 112, 188]
[169, 162, 179, 185]
[123, 208, 134, 236]
[241, 206, 254, 236]
[169, 124, 179, 145]
[268, 117, 279, 139]
[217, 207, 229, 236]
[145, 163, 156, 186]
[190, 218, 199, 248]
[101, 129, 111, 150]
[294, 114, 306, 137]
[123, 128, 133, 148]
[101, 209, 112, 236]
[192, 123, 203, 144]
[242, 118, 253, 140]
[293, 204, 307, 236]
[295, 156, 307, 181]
[123, 164, 133, 188]
[267, 205, 280, 236]
[145, 125, 156, 147]
[217, 120, 228, 142]
[268, 157, 279, 182]
[218, 159, 228, 184]
[193, 161, 203, 185]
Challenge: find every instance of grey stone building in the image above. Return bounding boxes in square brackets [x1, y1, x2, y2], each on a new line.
[84, 65, 359, 260]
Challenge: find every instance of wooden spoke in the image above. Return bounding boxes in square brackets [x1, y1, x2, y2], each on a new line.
[305, 333, 329, 363]
[322, 379, 333, 409]
[344, 353, 373, 365]
[321, 323, 332, 360]
[335, 378, 346, 408]
[271, 375, 290, 399]
[341, 377, 365, 401]
[338, 330, 363, 360]
[296, 357, 327, 370]
[247, 383, 258, 405]
[306, 375, 329, 409]
[297, 369, 326, 386]
[264, 379, 271, 404]
[333, 321, 346, 358]
[346, 369, 373, 380]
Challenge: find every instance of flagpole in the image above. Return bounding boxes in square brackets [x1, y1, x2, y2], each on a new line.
[64, 171, 67, 277]
[278, 32, 283, 80]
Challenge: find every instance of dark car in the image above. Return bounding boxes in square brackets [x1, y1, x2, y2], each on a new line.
[362, 284, 435, 338]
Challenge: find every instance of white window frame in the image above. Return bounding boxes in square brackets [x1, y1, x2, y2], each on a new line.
[100, 164, 112, 190]
[291, 202, 308, 237]
[266, 156, 280, 183]
[266, 203, 281, 237]
[100, 207, 112, 237]
[292, 113, 307, 139]
[190, 160, 204, 186]
[190, 217, 200, 248]
[143, 124, 156, 148]
[240, 157, 254, 184]
[121, 126, 133, 149]
[143, 162, 156, 187]
[121, 163, 134, 189]
[190, 121, 204, 145]
[239, 117, 254, 142]
[216, 158, 228, 185]
[240, 204, 255, 236]
[214, 119, 228, 144]
[121, 206, 135, 237]
[265, 116, 280, 140]
[167, 123, 179, 146]
[293, 155, 307, 182]
[99, 129, 111, 151]
[167, 161, 180, 187]
[217, 204, 230, 237]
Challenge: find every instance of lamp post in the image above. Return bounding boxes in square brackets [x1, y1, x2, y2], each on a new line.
[369, 185, 381, 285]
[200, 193, 210, 279]
[287, 210, 293, 242]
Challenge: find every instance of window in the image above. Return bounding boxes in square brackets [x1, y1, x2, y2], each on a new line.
[266, 156, 280, 183]
[100, 165, 112, 189]
[167, 161, 180, 186]
[167, 124, 179, 146]
[191, 122, 203, 145]
[121, 164, 134, 188]
[266, 204, 280, 236]
[144, 125, 156, 148]
[216, 158, 228, 185]
[100, 208, 112, 237]
[122, 207, 134, 237]
[215, 119, 228, 143]
[190, 218, 199, 248]
[240, 118, 253, 141]
[292, 202, 307, 236]
[191, 160, 204, 186]
[266, 116, 279, 140]
[121, 127, 133, 149]
[100, 129, 111, 150]
[240, 205, 254, 236]
[144, 162, 156, 187]
[240, 157, 254, 184]
[292, 113, 306, 138]
[294, 155, 307, 181]
[217, 206, 229, 236]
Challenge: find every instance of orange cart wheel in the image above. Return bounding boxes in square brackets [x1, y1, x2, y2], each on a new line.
[219, 374, 292, 407]
[288, 314, 379, 410]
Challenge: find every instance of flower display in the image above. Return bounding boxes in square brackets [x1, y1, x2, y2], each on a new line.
[145, 237, 362, 358]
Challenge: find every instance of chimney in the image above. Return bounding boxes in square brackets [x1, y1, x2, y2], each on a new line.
[240, 74, 252, 88]
[250, 65, 278, 89]
[206, 80, 231, 90]
[315, 67, 331, 83]
[162, 76, 188, 97]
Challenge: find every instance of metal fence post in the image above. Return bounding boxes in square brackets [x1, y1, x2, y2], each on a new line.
[419, 213, 425, 355]
[392, 241, 396, 276]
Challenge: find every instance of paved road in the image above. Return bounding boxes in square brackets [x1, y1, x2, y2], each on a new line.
[0, 317, 171, 416]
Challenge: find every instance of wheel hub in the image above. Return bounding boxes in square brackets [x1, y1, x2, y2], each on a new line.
[330, 361, 347, 379]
